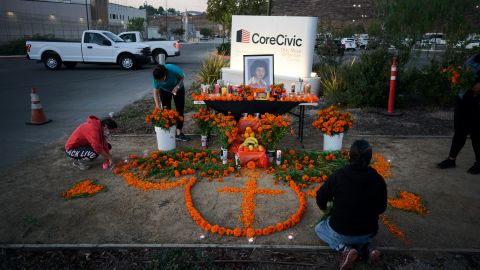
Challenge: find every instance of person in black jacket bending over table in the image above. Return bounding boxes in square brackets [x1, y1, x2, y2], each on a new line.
[315, 140, 387, 270]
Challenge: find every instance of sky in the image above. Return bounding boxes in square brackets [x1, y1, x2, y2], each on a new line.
[109, 0, 208, 12]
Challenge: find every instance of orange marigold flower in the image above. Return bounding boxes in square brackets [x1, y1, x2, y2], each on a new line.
[233, 228, 242, 237]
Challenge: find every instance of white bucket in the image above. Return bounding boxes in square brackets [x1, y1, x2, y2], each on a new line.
[155, 126, 176, 151]
[323, 133, 344, 151]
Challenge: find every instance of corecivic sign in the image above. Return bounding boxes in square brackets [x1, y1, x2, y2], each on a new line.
[230, 15, 317, 78]
[237, 29, 303, 47]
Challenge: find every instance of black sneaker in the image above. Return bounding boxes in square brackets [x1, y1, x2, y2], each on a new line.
[176, 133, 191, 142]
[437, 158, 456, 169]
[467, 162, 480, 174]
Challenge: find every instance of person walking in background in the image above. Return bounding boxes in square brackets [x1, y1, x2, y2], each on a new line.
[437, 72, 480, 174]
[437, 53, 480, 174]
[152, 64, 190, 142]
[65, 116, 118, 170]
[315, 140, 387, 270]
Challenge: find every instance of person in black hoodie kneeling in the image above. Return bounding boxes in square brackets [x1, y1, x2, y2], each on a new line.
[315, 140, 387, 270]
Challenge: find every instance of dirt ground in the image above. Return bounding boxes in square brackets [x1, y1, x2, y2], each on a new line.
[1, 247, 480, 269]
[0, 133, 478, 248]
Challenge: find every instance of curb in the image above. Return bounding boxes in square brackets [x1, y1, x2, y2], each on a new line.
[1, 244, 479, 254]
[0, 55, 26, 59]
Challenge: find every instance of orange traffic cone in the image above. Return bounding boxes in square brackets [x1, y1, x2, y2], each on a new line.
[26, 87, 52, 125]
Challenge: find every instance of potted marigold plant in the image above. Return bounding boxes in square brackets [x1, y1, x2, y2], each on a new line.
[213, 113, 238, 164]
[145, 107, 183, 151]
[312, 106, 352, 151]
[258, 113, 292, 162]
[192, 107, 216, 147]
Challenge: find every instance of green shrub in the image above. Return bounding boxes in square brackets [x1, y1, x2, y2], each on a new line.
[194, 54, 229, 88]
[397, 63, 453, 107]
[317, 65, 347, 104]
[0, 34, 65, 55]
[315, 40, 343, 66]
[217, 42, 230, 56]
[342, 49, 392, 107]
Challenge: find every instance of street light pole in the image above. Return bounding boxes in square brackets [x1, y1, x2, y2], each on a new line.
[85, 0, 90, 30]
[165, 0, 168, 37]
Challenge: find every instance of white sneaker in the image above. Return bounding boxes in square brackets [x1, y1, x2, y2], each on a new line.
[73, 159, 90, 170]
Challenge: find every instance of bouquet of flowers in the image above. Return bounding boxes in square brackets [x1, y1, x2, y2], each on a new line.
[257, 113, 292, 150]
[270, 83, 286, 99]
[442, 65, 477, 96]
[145, 107, 183, 131]
[213, 113, 238, 149]
[312, 106, 352, 136]
[192, 107, 216, 136]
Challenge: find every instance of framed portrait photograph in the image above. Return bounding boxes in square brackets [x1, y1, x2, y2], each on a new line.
[243, 54, 274, 91]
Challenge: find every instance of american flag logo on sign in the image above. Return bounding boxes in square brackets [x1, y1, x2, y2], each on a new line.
[236, 29, 250, 43]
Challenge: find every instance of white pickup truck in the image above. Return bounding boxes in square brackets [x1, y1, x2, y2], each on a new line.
[26, 30, 152, 70]
[118, 31, 180, 64]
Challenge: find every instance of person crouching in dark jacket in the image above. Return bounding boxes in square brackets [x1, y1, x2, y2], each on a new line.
[315, 139, 387, 270]
[65, 116, 118, 170]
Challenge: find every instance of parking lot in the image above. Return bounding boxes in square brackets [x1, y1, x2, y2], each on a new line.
[0, 41, 220, 170]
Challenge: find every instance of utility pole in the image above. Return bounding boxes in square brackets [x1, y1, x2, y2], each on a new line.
[267, 0, 272, 16]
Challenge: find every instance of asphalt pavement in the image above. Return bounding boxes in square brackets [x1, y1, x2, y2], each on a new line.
[0, 41, 220, 171]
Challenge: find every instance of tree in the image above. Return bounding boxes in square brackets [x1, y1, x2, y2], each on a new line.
[237, 0, 270, 15]
[158, 6, 165, 15]
[200, 28, 214, 37]
[139, 4, 157, 16]
[206, 0, 274, 34]
[127, 18, 145, 32]
[167, 8, 177, 15]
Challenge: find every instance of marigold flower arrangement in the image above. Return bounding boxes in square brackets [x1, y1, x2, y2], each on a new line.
[192, 107, 216, 136]
[388, 191, 428, 214]
[312, 106, 353, 136]
[270, 83, 286, 99]
[442, 65, 477, 96]
[145, 107, 183, 131]
[113, 149, 237, 184]
[257, 113, 292, 150]
[191, 83, 318, 103]
[213, 113, 238, 149]
[63, 179, 105, 199]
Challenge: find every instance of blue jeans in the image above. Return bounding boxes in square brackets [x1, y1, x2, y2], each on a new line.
[315, 218, 374, 251]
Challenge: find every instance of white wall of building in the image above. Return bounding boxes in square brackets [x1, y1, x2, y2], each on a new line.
[0, 0, 91, 42]
[108, 3, 145, 30]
